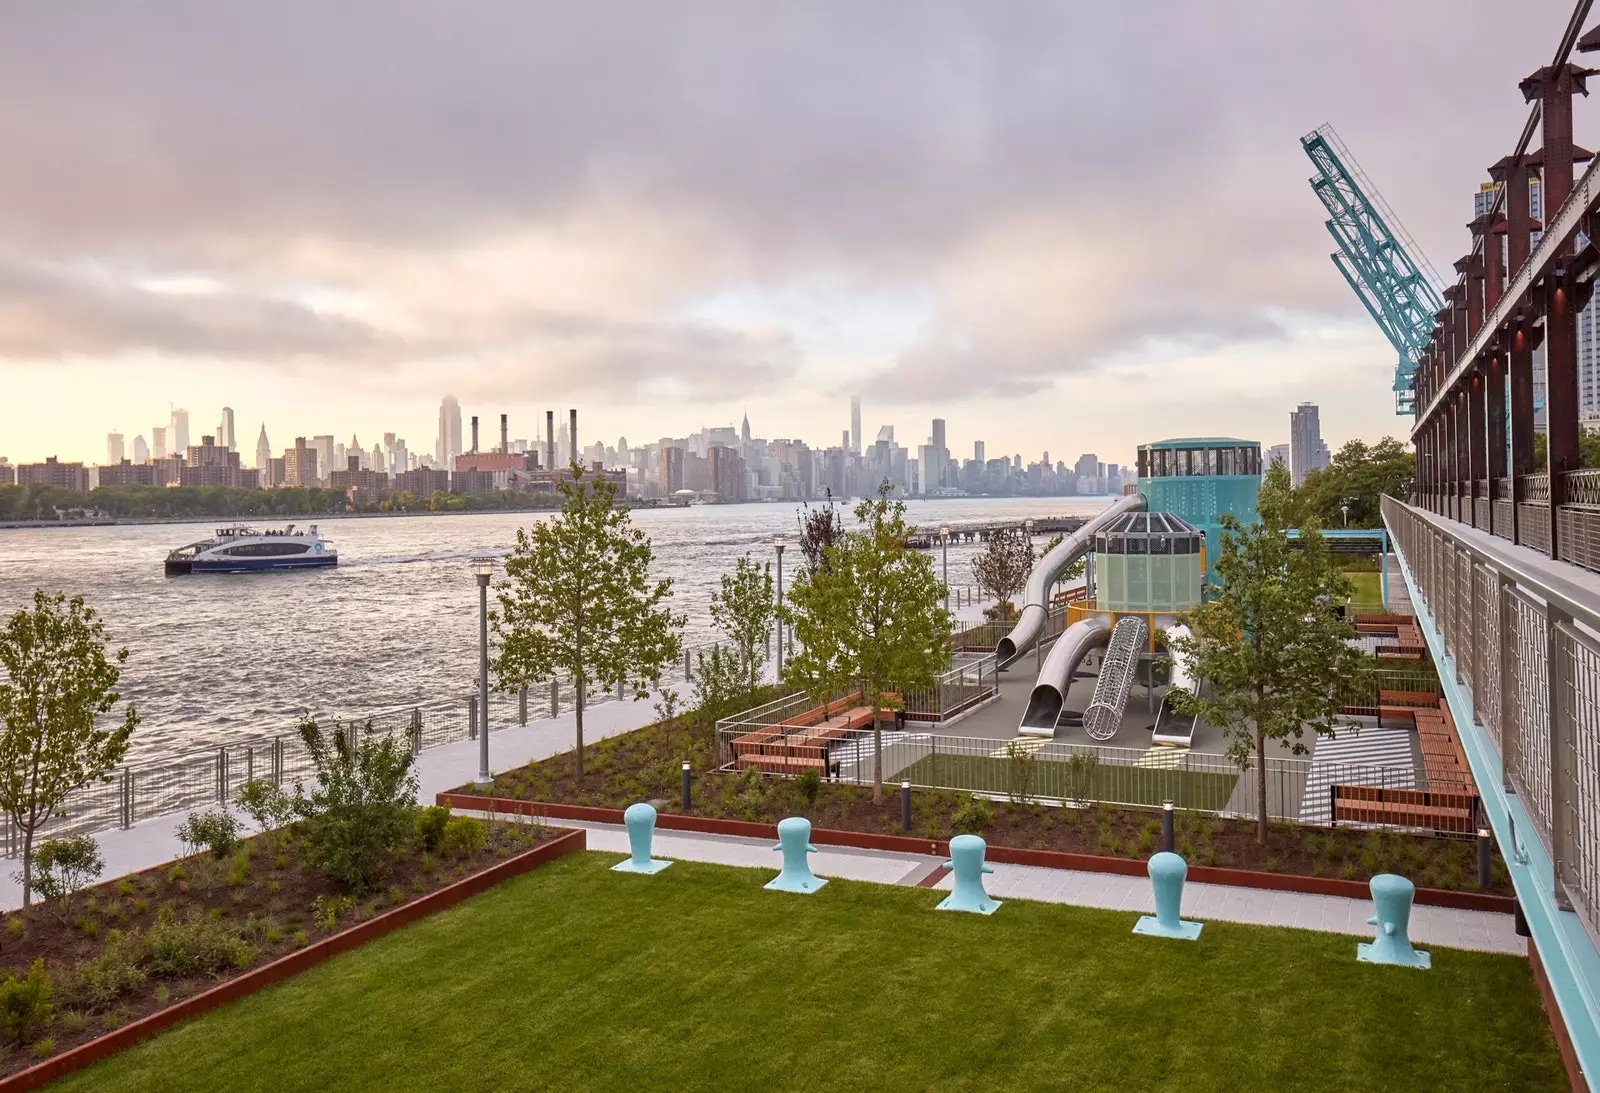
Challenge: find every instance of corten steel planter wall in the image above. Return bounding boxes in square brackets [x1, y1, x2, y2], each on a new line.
[0, 827, 587, 1093]
[440, 793, 1517, 915]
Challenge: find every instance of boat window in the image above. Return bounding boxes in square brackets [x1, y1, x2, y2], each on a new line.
[218, 543, 311, 557]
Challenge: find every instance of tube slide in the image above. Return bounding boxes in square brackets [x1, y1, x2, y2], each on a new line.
[1018, 617, 1111, 737]
[995, 491, 1146, 669]
[1151, 623, 1200, 746]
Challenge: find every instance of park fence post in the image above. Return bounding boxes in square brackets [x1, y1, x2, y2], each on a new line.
[246, 746, 254, 786]
[409, 708, 423, 755]
[216, 747, 227, 806]
[551, 680, 560, 718]
[121, 768, 132, 829]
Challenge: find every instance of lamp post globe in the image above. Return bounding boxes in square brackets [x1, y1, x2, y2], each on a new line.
[472, 556, 495, 787]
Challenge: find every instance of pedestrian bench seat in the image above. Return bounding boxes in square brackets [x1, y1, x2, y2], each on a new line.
[1330, 784, 1478, 833]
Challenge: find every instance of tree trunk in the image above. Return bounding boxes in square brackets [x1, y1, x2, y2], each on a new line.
[19, 824, 33, 936]
[1255, 725, 1268, 845]
[574, 678, 586, 778]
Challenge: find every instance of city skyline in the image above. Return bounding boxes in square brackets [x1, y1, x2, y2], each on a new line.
[0, 3, 1560, 471]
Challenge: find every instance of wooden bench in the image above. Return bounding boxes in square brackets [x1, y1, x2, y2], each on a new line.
[737, 753, 827, 775]
[1330, 784, 1479, 833]
[1380, 689, 1439, 708]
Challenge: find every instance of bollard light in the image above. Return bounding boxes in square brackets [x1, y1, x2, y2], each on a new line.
[1477, 827, 1492, 891]
[901, 779, 912, 833]
[682, 761, 693, 812]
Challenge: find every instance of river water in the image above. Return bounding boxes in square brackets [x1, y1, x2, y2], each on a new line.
[0, 496, 1114, 759]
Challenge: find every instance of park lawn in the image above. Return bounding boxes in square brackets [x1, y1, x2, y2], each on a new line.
[1346, 569, 1384, 605]
[896, 752, 1239, 810]
[56, 853, 1562, 1093]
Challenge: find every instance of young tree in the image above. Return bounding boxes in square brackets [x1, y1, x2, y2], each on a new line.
[1168, 463, 1370, 843]
[0, 591, 137, 918]
[970, 527, 1033, 616]
[709, 554, 776, 687]
[494, 466, 684, 776]
[796, 497, 844, 575]
[783, 482, 951, 802]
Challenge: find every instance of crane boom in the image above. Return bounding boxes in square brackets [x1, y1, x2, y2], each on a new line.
[1301, 124, 1444, 415]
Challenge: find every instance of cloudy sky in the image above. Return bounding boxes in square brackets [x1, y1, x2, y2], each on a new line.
[0, 1, 1586, 467]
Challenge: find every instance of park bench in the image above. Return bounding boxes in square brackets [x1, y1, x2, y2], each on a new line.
[1330, 784, 1478, 833]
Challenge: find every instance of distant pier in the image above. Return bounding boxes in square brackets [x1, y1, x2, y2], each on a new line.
[905, 515, 1086, 549]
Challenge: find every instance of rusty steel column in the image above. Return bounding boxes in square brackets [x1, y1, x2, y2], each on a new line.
[1509, 322, 1536, 544]
[1487, 350, 1508, 528]
[1458, 250, 1484, 339]
[1469, 369, 1488, 527]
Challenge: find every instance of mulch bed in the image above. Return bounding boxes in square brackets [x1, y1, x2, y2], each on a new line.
[0, 816, 559, 1077]
[461, 713, 1512, 897]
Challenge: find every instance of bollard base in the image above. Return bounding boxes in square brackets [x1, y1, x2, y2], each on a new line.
[936, 894, 1002, 915]
[1357, 941, 1430, 969]
[612, 858, 673, 875]
[1133, 915, 1202, 940]
[765, 873, 827, 894]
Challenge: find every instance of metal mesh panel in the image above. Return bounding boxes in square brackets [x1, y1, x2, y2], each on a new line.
[1456, 549, 1475, 700]
[1562, 625, 1600, 925]
[1493, 500, 1515, 539]
[1477, 565, 1503, 755]
[1520, 504, 1552, 553]
[1557, 506, 1600, 574]
[1508, 590, 1553, 843]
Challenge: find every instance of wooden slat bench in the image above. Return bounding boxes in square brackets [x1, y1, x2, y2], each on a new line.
[1330, 784, 1479, 833]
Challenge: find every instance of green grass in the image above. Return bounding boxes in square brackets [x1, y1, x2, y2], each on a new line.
[56, 853, 1561, 1093]
[1344, 570, 1384, 605]
[897, 753, 1239, 810]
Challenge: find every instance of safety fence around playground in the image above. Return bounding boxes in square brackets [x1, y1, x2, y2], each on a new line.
[717, 726, 1463, 832]
[3, 637, 736, 856]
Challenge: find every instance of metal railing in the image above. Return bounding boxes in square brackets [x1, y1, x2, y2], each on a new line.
[714, 728, 1420, 826]
[1384, 494, 1600, 938]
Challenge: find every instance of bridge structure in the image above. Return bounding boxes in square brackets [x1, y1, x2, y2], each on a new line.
[1383, 2, 1600, 1085]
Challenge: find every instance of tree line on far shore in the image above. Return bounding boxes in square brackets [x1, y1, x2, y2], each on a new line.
[0, 484, 566, 522]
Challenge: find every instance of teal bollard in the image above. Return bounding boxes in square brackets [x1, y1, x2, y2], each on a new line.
[1133, 851, 1202, 940]
[612, 802, 672, 874]
[1358, 873, 1430, 969]
[937, 834, 1001, 914]
[766, 816, 827, 893]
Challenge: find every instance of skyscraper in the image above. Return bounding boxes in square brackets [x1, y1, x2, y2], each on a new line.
[436, 395, 463, 466]
[1288, 402, 1327, 487]
[152, 426, 168, 460]
[312, 436, 335, 486]
[974, 440, 985, 464]
[169, 408, 190, 454]
[930, 418, 947, 490]
[218, 407, 235, 451]
[106, 433, 124, 465]
[255, 425, 271, 472]
[132, 435, 149, 463]
[850, 395, 862, 455]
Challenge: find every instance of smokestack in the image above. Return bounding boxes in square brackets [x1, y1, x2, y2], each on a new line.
[470, 415, 479, 453]
[569, 408, 578, 470]
[546, 411, 555, 473]
[500, 414, 508, 455]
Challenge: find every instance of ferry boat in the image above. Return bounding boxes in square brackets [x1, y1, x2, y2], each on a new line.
[164, 525, 338, 575]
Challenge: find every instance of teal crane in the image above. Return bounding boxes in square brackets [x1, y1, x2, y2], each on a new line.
[1302, 124, 1444, 415]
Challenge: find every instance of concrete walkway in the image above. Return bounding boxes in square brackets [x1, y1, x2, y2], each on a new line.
[562, 819, 1523, 957]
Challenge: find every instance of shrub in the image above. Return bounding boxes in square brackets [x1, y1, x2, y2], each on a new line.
[292, 717, 419, 891]
[177, 810, 241, 862]
[236, 778, 295, 845]
[795, 767, 822, 808]
[0, 960, 52, 1042]
[414, 806, 452, 851]
[74, 915, 98, 937]
[145, 906, 254, 977]
[115, 878, 134, 898]
[131, 897, 148, 915]
[226, 851, 252, 888]
[60, 1010, 87, 1034]
[439, 817, 486, 859]
[18, 835, 104, 918]
[311, 895, 356, 932]
[31, 1036, 54, 1059]
[292, 929, 309, 948]
[63, 931, 144, 1010]
[153, 984, 170, 1005]
[951, 796, 993, 835]
[1065, 753, 1100, 806]
[1003, 740, 1037, 805]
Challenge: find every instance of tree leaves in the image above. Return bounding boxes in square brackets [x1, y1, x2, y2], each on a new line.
[971, 527, 1033, 611]
[709, 555, 775, 688]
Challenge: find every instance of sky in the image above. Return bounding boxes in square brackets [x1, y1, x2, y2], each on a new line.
[0, 1, 1589, 468]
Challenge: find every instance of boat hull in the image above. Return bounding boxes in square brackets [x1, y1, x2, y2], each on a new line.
[167, 555, 338, 576]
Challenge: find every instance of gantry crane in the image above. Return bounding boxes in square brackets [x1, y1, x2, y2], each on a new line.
[1301, 124, 1445, 414]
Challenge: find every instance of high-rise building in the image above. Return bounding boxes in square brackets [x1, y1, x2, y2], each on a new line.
[974, 440, 985, 464]
[255, 425, 271, 471]
[218, 407, 235, 451]
[283, 437, 319, 489]
[436, 395, 463, 466]
[850, 395, 862, 455]
[311, 436, 336, 486]
[660, 446, 684, 494]
[930, 418, 947, 490]
[1288, 402, 1328, 487]
[106, 433, 124, 466]
[132, 435, 149, 463]
[152, 426, 168, 461]
[169, 408, 190, 454]
[740, 412, 751, 444]
[709, 445, 745, 501]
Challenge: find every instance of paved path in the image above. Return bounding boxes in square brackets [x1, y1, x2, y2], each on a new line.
[1299, 721, 1418, 825]
[559, 819, 1522, 956]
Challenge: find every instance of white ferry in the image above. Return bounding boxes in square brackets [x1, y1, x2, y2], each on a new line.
[164, 525, 338, 576]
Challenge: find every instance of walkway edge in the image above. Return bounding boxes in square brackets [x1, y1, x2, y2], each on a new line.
[437, 793, 1514, 913]
[0, 827, 587, 1093]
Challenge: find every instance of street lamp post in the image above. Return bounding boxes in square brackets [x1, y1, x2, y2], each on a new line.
[939, 525, 950, 613]
[774, 536, 786, 676]
[473, 556, 494, 787]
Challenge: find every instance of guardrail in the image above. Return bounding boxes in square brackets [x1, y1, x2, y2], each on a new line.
[1383, 494, 1600, 939]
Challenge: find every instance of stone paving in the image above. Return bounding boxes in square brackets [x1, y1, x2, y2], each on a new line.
[565, 819, 1523, 956]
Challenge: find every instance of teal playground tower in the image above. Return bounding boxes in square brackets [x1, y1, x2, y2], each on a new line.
[1136, 438, 1262, 585]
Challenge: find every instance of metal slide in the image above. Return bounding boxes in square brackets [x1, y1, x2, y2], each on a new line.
[1083, 616, 1147, 741]
[1018, 617, 1111, 737]
[1151, 623, 1200, 745]
[995, 491, 1146, 669]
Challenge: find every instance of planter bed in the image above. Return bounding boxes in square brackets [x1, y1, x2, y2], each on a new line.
[442, 793, 1513, 913]
[447, 708, 1514, 900]
[0, 818, 578, 1086]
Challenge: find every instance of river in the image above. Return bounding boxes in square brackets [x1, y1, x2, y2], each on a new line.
[0, 496, 1115, 759]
